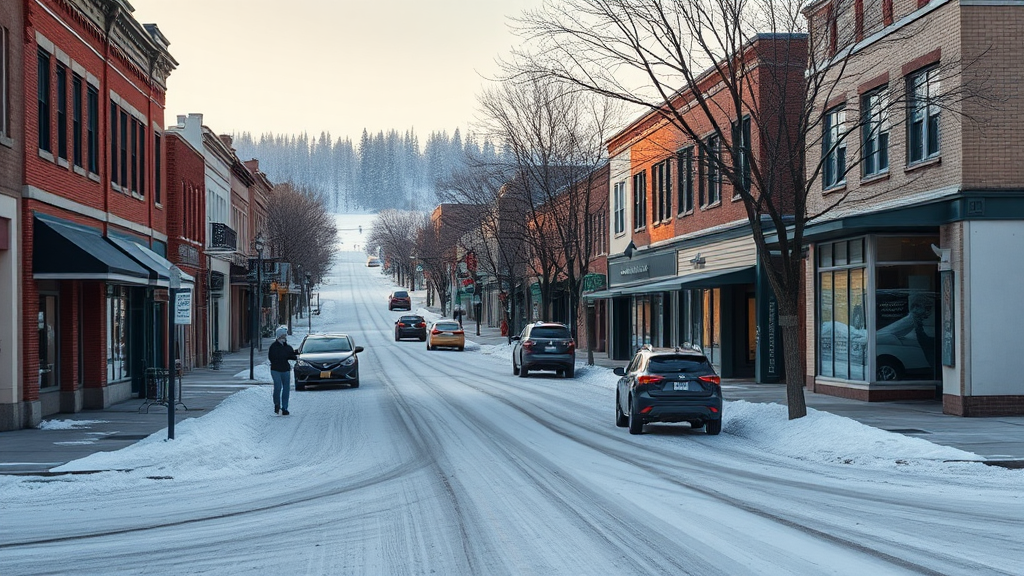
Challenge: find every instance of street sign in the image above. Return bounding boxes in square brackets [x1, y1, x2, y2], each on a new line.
[175, 289, 192, 325]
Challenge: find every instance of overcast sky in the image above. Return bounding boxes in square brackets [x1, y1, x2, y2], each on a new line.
[131, 0, 541, 141]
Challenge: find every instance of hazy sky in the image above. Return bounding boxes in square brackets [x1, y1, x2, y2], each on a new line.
[131, 0, 542, 141]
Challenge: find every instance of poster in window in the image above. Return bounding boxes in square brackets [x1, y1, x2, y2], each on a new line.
[941, 270, 954, 367]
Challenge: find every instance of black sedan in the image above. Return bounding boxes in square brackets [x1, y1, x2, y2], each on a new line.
[293, 334, 364, 390]
[395, 315, 427, 341]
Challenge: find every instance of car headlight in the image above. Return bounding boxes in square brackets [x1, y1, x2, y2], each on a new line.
[341, 356, 356, 367]
[295, 360, 309, 367]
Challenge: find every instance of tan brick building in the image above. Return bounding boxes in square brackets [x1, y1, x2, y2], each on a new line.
[803, 0, 1024, 414]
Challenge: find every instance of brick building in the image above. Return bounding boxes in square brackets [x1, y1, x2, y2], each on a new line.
[589, 35, 806, 382]
[802, 0, 1024, 415]
[165, 117, 207, 371]
[7, 0, 178, 430]
[0, 2, 25, 430]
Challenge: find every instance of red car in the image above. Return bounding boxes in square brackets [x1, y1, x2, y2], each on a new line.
[388, 290, 411, 311]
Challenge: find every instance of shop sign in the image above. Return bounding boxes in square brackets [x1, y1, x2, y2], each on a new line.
[608, 252, 676, 287]
[582, 273, 607, 293]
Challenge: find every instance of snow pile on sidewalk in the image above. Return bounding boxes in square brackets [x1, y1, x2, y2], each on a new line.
[37, 419, 110, 430]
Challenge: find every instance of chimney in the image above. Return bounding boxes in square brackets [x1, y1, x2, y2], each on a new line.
[219, 135, 233, 149]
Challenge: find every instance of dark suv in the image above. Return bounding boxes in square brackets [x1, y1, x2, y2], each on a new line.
[395, 315, 427, 341]
[614, 345, 723, 435]
[388, 290, 411, 311]
[511, 322, 576, 378]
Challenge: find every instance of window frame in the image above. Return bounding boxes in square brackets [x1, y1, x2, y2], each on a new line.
[702, 134, 722, 206]
[72, 74, 83, 167]
[861, 87, 890, 178]
[37, 48, 51, 153]
[907, 66, 941, 165]
[613, 181, 626, 235]
[56, 63, 67, 161]
[822, 105, 847, 189]
[677, 147, 694, 215]
[632, 170, 647, 231]
[732, 115, 752, 197]
[652, 159, 672, 223]
[87, 85, 98, 173]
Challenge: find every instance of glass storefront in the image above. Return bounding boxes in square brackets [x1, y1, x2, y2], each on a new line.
[107, 286, 130, 382]
[818, 235, 938, 382]
[38, 294, 58, 389]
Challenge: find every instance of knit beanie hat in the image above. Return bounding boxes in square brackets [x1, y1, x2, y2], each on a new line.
[275, 326, 288, 340]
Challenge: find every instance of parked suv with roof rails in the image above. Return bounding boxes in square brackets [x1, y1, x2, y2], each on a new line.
[511, 322, 576, 378]
[614, 344, 723, 435]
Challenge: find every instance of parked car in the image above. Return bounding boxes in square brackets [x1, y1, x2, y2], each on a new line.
[366, 256, 381, 267]
[511, 322, 576, 378]
[388, 290, 411, 311]
[395, 315, 427, 341]
[293, 334, 364, 390]
[614, 344, 723, 435]
[426, 320, 464, 351]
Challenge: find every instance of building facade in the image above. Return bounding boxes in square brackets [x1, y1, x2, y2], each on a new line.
[12, 0, 177, 429]
[803, 0, 1024, 415]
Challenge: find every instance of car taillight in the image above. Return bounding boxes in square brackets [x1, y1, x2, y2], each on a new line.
[417, 323, 426, 328]
[699, 375, 721, 386]
[567, 340, 575, 353]
[431, 329, 441, 335]
[637, 375, 665, 385]
[453, 330, 464, 335]
[522, 340, 535, 350]
[398, 323, 406, 327]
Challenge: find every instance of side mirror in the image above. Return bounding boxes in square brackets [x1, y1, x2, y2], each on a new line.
[511, 336, 520, 341]
[394, 320, 399, 324]
[354, 346, 364, 354]
[613, 367, 626, 376]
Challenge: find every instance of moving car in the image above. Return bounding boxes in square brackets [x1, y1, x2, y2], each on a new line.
[426, 320, 464, 351]
[511, 322, 576, 378]
[388, 290, 411, 311]
[395, 315, 427, 341]
[366, 256, 381, 267]
[293, 333, 364, 390]
[614, 344, 723, 435]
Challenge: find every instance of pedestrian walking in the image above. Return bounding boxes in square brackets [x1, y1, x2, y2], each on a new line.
[268, 326, 297, 415]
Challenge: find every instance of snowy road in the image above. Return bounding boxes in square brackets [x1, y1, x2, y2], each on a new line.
[1, 249, 1021, 576]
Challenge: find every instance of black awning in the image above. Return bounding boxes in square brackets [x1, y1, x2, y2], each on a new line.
[33, 215, 150, 283]
[107, 236, 195, 287]
[620, 266, 756, 294]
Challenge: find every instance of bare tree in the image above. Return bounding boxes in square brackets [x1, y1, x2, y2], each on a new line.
[476, 76, 617, 334]
[266, 182, 337, 284]
[513, 0, 985, 419]
[366, 209, 425, 290]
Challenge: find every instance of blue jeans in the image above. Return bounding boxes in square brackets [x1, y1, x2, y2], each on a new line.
[271, 370, 291, 410]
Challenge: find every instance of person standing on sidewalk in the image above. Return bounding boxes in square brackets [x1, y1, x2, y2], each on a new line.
[268, 326, 297, 415]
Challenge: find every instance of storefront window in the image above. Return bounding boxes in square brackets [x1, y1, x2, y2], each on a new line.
[818, 239, 867, 380]
[875, 263, 939, 381]
[38, 295, 58, 389]
[107, 286, 130, 382]
[702, 289, 721, 371]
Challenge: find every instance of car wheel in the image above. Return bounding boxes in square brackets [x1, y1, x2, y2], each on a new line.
[518, 364, 529, 378]
[556, 370, 564, 378]
[876, 357, 904, 381]
[420, 336, 426, 342]
[615, 396, 628, 427]
[512, 360, 520, 375]
[705, 419, 722, 435]
[627, 395, 644, 435]
[565, 365, 575, 378]
[458, 346, 464, 351]
[296, 382, 306, 391]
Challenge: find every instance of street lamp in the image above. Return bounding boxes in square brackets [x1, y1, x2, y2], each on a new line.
[305, 272, 312, 333]
[249, 233, 265, 380]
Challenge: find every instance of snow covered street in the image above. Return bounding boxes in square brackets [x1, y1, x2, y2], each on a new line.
[1, 245, 1021, 576]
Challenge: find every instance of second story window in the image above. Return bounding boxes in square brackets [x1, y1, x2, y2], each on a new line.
[677, 147, 693, 214]
[823, 106, 847, 189]
[72, 74, 83, 167]
[56, 64, 67, 161]
[613, 181, 626, 234]
[652, 159, 671, 223]
[1, 26, 8, 139]
[37, 48, 51, 152]
[732, 115, 752, 196]
[632, 170, 647, 230]
[155, 133, 162, 205]
[907, 67, 940, 164]
[87, 85, 98, 173]
[861, 88, 889, 177]
[702, 134, 722, 205]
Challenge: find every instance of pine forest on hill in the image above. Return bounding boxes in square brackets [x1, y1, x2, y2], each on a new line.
[232, 128, 505, 214]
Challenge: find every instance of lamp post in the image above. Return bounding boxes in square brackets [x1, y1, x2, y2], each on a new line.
[249, 234, 265, 380]
[305, 272, 312, 333]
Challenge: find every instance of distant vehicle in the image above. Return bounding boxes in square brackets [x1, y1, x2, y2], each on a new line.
[366, 256, 381, 267]
[388, 290, 411, 311]
[293, 334, 363, 390]
[511, 322, 575, 378]
[614, 344, 723, 435]
[426, 320, 464, 351]
[395, 315, 427, 341]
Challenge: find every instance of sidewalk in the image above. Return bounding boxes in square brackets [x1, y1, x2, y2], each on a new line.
[2, 325, 1022, 475]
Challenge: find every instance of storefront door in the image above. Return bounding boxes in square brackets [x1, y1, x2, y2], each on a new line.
[38, 294, 58, 390]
